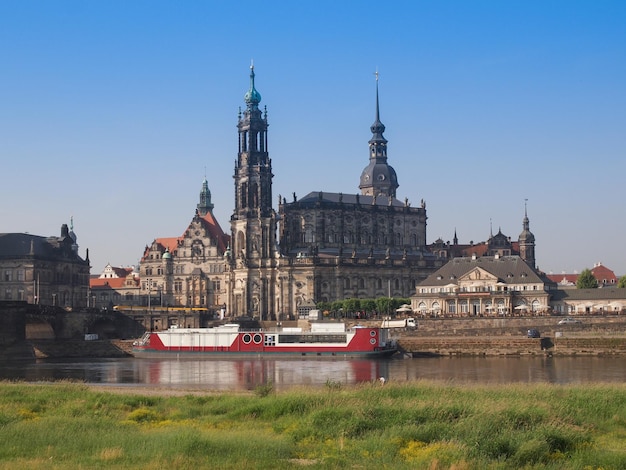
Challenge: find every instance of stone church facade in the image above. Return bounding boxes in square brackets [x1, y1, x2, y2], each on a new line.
[228, 67, 445, 320]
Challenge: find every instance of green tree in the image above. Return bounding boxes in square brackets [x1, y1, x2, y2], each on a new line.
[361, 299, 377, 315]
[316, 301, 332, 315]
[619, 276, 626, 288]
[376, 297, 393, 316]
[577, 268, 598, 289]
[331, 300, 344, 316]
[343, 298, 361, 316]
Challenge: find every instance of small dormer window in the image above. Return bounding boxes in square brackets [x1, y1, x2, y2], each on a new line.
[437, 275, 443, 280]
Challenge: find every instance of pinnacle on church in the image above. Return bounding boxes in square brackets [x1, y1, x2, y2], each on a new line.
[244, 62, 262, 108]
[369, 70, 387, 153]
[197, 177, 214, 216]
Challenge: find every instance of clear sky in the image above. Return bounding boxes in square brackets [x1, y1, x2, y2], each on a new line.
[1, 1, 625, 276]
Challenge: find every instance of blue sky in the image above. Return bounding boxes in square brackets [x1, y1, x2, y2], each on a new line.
[1, 1, 625, 276]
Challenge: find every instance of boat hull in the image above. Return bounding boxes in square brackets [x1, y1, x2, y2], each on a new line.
[132, 324, 397, 359]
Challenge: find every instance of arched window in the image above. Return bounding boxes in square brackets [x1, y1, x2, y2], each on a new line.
[305, 227, 315, 243]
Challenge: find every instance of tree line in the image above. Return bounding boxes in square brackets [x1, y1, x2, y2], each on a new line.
[316, 297, 412, 318]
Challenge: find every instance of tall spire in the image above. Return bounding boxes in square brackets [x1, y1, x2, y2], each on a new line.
[369, 69, 388, 161]
[519, 199, 536, 268]
[359, 70, 398, 198]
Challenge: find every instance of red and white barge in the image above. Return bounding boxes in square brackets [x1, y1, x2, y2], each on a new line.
[132, 322, 397, 358]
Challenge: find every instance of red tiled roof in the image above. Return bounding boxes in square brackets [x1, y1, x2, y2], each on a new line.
[547, 274, 578, 285]
[90, 276, 139, 289]
[140, 211, 231, 262]
[591, 264, 618, 283]
[546, 264, 619, 286]
[197, 211, 230, 252]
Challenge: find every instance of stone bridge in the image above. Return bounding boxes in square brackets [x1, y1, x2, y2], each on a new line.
[0, 301, 145, 345]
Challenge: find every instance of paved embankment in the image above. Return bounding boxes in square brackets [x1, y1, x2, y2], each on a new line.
[391, 315, 626, 356]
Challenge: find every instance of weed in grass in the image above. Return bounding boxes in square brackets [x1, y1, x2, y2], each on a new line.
[126, 406, 162, 424]
[254, 381, 274, 397]
[325, 378, 342, 391]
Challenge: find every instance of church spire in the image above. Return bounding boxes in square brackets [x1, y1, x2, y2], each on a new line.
[359, 70, 399, 198]
[244, 61, 261, 108]
[369, 70, 388, 162]
[519, 199, 536, 268]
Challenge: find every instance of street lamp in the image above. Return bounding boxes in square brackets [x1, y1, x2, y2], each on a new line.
[147, 280, 152, 311]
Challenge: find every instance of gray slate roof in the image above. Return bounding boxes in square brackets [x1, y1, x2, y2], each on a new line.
[419, 255, 543, 286]
[0, 233, 83, 262]
[550, 287, 626, 302]
[293, 191, 407, 208]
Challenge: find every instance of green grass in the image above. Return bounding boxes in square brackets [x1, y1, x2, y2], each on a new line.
[0, 381, 625, 469]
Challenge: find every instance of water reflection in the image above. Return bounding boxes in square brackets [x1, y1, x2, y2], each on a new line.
[0, 356, 624, 391]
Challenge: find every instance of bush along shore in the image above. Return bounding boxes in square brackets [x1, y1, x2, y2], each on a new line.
[0, 381, 625, 469]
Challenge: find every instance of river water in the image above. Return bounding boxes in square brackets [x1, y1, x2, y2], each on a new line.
[0, 356, 624, 391]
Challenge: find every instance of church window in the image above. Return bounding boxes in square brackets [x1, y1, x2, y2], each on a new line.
[251, 183, 259, 208]
[395, 279, 400, 290]
[241, 183, 248, 207]
[358, 278, 364, 289]
[376, 279, 382, 289]
[344, 278, 351, 289]
[305, 227, 314, 243]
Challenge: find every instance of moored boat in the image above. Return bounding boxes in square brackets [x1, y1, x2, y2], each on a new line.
[132, 322, 397, 358]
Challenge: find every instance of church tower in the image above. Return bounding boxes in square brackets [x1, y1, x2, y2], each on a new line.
[197, 177, 214, 216]
[230, 64, 278, 319]
[518, 200, 536, 268]
[359, 73, 399, 198]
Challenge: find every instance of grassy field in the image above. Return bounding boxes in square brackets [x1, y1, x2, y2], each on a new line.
[0, 381, 625, 469]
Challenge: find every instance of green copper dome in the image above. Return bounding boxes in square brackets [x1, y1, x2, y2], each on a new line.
[244, 64, 261, 106]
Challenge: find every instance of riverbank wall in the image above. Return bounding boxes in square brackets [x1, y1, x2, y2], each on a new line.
[1, 315, 625, 360]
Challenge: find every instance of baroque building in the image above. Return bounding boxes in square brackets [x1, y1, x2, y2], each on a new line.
[228, 67, 445, 320]
[133, 66, 539, 322]
[411, 255, 550, 317]
[0, 223, 90, 308]
[138, 178, 230, 314]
